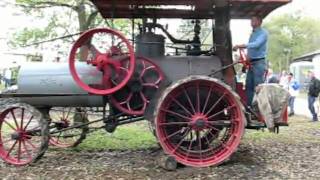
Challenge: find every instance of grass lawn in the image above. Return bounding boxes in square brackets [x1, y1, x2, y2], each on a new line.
[74, 122, 158, 151]
[70, 115, 318, 152]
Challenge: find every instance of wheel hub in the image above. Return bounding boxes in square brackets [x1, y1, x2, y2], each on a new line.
[11, 132, 21, 140]
[191, 114, 208, 131]
[195, 119, 206, 128]
[55, 120, 69, 130]
[11, 130, 28, 141]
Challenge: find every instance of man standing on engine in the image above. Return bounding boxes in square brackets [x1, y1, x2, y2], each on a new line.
[233, 15, 269, 106]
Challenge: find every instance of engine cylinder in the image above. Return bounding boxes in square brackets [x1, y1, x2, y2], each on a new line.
[136, 32, 165, 57]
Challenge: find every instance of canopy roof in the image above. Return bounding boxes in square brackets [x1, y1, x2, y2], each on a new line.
[90, 0, 291, 19]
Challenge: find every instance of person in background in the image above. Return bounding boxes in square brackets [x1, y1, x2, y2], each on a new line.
[266, 68, 279, 83]
[279, 70, 289, 89]
[233, 15, 268, 106]
[287, 72, 300, 116]
[307, 71, 320, 122]
[3, 68, 12, 88]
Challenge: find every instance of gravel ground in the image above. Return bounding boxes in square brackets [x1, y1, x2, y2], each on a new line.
[1, 116, 320, 180]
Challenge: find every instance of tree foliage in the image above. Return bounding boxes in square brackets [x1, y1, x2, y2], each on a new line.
[264, 13, 320, 72]
[11, 0, 132, 48]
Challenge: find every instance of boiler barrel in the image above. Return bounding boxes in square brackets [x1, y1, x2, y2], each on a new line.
[16, 62, 105, 107]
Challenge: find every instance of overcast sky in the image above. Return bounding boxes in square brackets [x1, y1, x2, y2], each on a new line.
[232, 0, 320, 45]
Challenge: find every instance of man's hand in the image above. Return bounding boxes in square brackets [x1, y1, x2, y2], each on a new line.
[232, 44, 246, 51]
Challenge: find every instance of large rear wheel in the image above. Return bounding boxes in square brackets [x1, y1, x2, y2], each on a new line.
[154, 76, 245, 167]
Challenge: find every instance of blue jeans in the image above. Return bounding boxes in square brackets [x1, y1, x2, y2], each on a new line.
[4, 78, 11, 88]
[288, 96, 295, 114]
[245, 60, 266, 106]
[308, 95, 318, 121]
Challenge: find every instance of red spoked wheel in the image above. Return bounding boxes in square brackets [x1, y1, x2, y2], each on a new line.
[69, 28, 135, 95]
[0, 103, 48, 166]
[48, 107, 88, 148]
[110, 57, 164, 115]
[154, 76, 245, 167]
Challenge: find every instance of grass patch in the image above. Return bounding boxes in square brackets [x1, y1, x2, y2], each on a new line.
[61, 116, 320, 152]
[243, 115, 320, 144]
[74, 123, 157, 151]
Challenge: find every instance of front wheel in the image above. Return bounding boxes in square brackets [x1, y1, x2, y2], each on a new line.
[0, 102, 49, 166]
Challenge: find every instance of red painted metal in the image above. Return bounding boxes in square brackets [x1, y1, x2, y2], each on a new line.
[155, 77, 245, 167]
[49, 108, 85, 148]
[0, 107, 42, 165]
[69, 28, 135, 95]
[110, 57, 164, 115]
[239, 49, 251, 70]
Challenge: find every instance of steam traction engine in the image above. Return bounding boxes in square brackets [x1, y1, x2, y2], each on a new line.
[0, 0, 291, 167]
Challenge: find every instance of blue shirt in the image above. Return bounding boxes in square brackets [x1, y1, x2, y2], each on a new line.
[246, 27, 268, 59]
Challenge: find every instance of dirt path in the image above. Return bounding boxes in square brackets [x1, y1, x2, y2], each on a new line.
[1, 116, 320, 179]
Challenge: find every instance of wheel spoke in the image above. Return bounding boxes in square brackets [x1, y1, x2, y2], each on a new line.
[119, 93, 133, 105]
[154, 76, 162, 85]
[172, 128, 191, 153]
[207, 105, 235, 120]
[20, 108, 25, 130]
[142, 83, 159, 88]
[25, 139, 37, 151]
[164, 129, 186, 141]
[119, 66, 129, 74]
[23, 116, 34, 131]
[57, 132, 62, 141]
[204, 130, 211, 147]
[203, 130, 226, 152]
[207, 120, 232, 127]
[196, 131, 202, 161]
[139, 92, 149, 111]
[141, 65, 157, 79]
[62, 108, 66, 120]
[183, 87, 196, 114]
[206, 128, 226, 148]
[159, 121, 189, 126]
[196, 83, 200, 112]
[139, 60, 147, 78]
[140, 91, 150, 103]
[17, 140, 22, 162]
[207, 124, 222, 132]
[169, 95, 193, 116]
[3, 119, 17, 131]
[186, 135, 194, 159]
[202, 86, 213, 114]
[205, 93, 226, 116]
[65, 108, 72, 120]
[6, 140, 18, 158]
[160, 108, 192, 121]
[22, 140, 32, 161]
[10, 110, 19, 130]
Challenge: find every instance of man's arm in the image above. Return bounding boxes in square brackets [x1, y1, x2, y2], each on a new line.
[246, 31, 268, 49]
